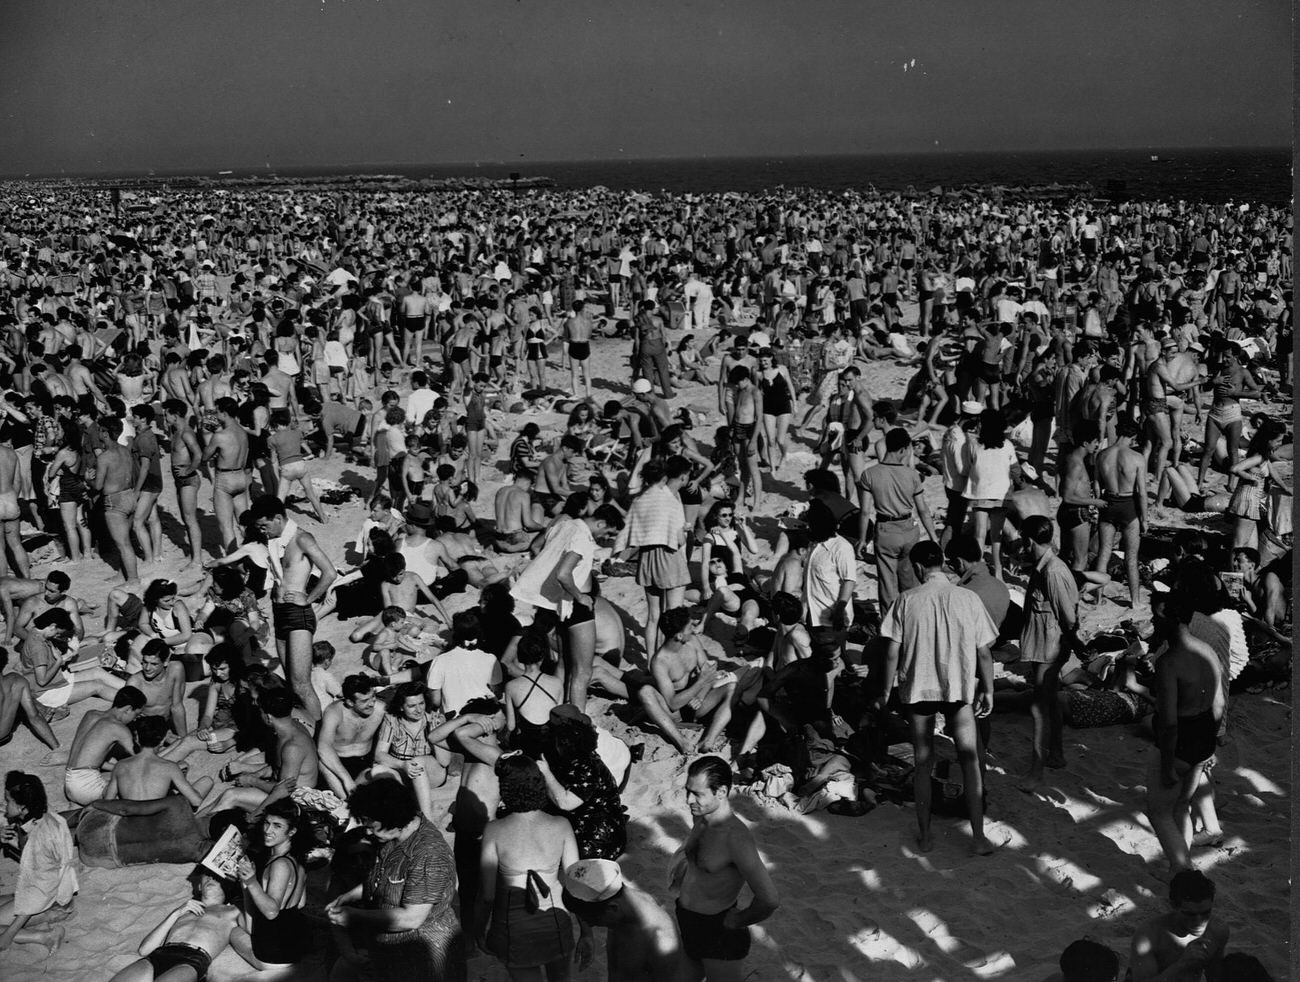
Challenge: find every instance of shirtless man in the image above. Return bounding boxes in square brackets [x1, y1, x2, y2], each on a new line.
[398, 281, 432, 367]
[200, 688, 320, 819]
[316, 674, 385, 797]
[564, 858, 683, 982]
[93, 417, 139, 582]
[195, 353, 232, 420]
[1144, 337, 1197, 493]
[378, 553, 451, 626]
[0, 647, 60, 750]
[534, 436, 581, 517]
[633, 382, 674, 435]
[11, 571, 84, 644]
[0, 435, 30, 578]
[251, 495, 337, 723]
[563, 300, 593, 398]
[129, 404, 165, 565]
[200, 397, 250, 555]
[837, 366, 876, 489]
[164, 400, 204, 568]
[64, 345, 108, 412]
[727, 367, 763, 511]
[127, 639, 188, 737]
[159, 352, 196, 413]
[1001, 462, 1053, 553]
[107, 870, 251, 982]
[635, 607, 736, 756]
[1056, 420, 1105, 572]
[1146, 591, 1225, 876]
[105, 714, 213, 808]
[260, 350, 299, 424]
[671, 756, 780, 982]
[493, 470, 545, 553]
[1129, 870, 1229, 982]
[715, 337, 756, 419]
[1093, 418, 1147, 607]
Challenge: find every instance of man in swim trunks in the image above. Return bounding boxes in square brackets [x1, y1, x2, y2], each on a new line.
[671, 756, 779, 982]
[563, 857, 683, 982]
[727, 367, 763, 511]
[316, 673, 384, 797]
[1145, 590, 1224, 876]
[93, 416, 141, 582]
[62, 685, 146, 805]
[492, 469, 546, 553]
[251, 495, 336, 724]
[1056, 420, 1105, 572]
[164, 399, 204, 568]
[0, 433, 30, 579]
[129, 404, 165, 565]
[564, 299, 593, 399]
[1144, 337, 1196, 494]
[200, 397, 250, 555]
[105, 714, 214, 808]
[108, 868, 250, 982]
[534, 435, 581, 517]
[1093, 417, 1147, 608]
[0, 646, 60, 750]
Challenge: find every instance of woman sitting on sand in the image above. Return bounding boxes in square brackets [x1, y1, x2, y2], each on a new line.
[373, 681, 451, 822]
[675, 334, 712, 385]
[537, 706, 627, 861]
[477, 753, 578, 982]
[504, 629, 564, 761]
[230, 801, 313, 973]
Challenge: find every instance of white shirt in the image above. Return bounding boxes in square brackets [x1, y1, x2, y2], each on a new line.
[804, 536, 857, 628]
[407, 387, 437, 424]
[512, 517, 597, 620]
[426, 645, 502, 715]
[267, 518, 299, 586]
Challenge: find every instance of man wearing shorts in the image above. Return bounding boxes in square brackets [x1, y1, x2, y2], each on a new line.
[672, 756, 779, 982]
[315, 674, 385, 797]
[62, 686, 146, 805]
[564, 300, 593, 399]
[92, 417, 139, 583]
[1093, 417, 1147, 607]
[129, 404, 165, 566]
[493, 469, 545, 553]
[251, 496, 336, 724]
[200, 397, 250, 555]
[874, 540, 998, 854]
[163, 400, 204, 568]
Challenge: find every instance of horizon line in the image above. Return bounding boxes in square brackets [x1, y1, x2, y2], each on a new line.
[2, 144, 1290, 182]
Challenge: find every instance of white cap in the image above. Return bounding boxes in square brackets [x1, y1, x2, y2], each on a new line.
[563, 859, 623, 903]
[632, 378, 653, 394]
[960, 400, 983, 415]
[748, 331, 772, 349]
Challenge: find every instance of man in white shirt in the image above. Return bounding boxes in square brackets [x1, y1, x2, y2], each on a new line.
[406, 370, 438, 424]
[802, 500, 857, 666]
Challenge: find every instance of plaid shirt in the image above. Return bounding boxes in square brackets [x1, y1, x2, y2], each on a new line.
[33, 411, 62, 460]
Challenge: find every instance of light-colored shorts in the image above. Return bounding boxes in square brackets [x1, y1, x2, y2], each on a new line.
[64, 766, 110, 805]
[35, 671, 75, 708]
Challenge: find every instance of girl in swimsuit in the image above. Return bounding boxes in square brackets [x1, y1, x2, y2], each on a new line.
[504, 629, 562, 760]
[522, 319, 551, 391]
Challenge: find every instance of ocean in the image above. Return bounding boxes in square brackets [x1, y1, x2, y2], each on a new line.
[40, 148, 1295, 205]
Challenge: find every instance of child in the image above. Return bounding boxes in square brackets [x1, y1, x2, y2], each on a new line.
[311, 641, 343, 709]
[361, 607, 424, 684]
[356, 495, 403, 560]
[431, 463, 459, 517]
[400, 435, 430, 503]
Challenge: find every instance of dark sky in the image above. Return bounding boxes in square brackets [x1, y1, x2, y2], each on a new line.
[0, 0, 1290, 175]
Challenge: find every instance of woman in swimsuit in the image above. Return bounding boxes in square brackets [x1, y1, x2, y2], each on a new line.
[504, 630, 563, 761]
[478, 754, 579, 981]
[523, 317, 552, 391]
[373, 681, 451, 822]
[114, 352, 152, 408]
[1227, 418, 1291, 549]
[230, 801, 312, 972]
[1197, 343, 1260, 492]
[674, 333, 712, 385]
[757, 347, 796, 470]
[138, 578, 194, 654]
[43, 420, 92, 562]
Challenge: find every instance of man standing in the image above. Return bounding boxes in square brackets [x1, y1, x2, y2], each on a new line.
[1017, 515, 1079, 791]
[129, 404, 165, 566]
[1093, 417, 1147, 607]
[163, 400, 203, 568]
[633, 300, 674, 399]
[563, 300, 593, 398]
[251, 495, 337, 723]
[200, 397, 250, 555]
[802, 500, 857, 667]
[1146, 592, 1225, 877]
[1057, 420, 1105, 573]
[837, 366, 875, 490]
[0, 771, 76, 953]
[671, 756, 779, 982]
[873, 541, 998, 855]
[93, 416, 139, 583]
[855, 428, 938, 612]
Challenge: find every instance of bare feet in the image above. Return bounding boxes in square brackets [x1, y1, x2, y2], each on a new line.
[1192, 829, 1225, 848]
[44, 925, 66, 954]
[915, 831, 934, 853]
[971, 835, 999, 856]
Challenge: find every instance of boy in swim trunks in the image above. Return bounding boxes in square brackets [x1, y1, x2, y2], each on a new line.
[108, 868, 251, 982]
[727, 367, 763, 511]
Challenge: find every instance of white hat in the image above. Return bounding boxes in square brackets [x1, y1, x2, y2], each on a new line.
[563, 859, 623, 903]
[632, 378, 653, 395]
[960, 400, 983, 415]
[748, 331, 772, 349]
[1020, 462, 1039, 481]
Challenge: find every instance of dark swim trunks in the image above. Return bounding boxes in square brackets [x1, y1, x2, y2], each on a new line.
[272, 600, 317, 640]
[568, 341, 591, 361]
[340, 751, 375, 778]
[676, 902, 751, 962]
[1102, 493, 1139, 528]
[1057, 501, 1090, 532]
[172, 468, 201, 489]
[146, 943, 213, 982]
[1175, 708, 1218, 766]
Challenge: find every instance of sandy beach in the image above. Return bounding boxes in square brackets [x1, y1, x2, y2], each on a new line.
[0, 302, 1289, 982]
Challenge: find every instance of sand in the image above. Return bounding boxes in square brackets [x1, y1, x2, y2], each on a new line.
[0, 304, 1289, 981]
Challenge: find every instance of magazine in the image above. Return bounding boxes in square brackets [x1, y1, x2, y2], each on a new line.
[200, 825, 247, 880]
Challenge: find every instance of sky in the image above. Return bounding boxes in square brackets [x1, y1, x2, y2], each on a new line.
[0, 0, 1291, 176]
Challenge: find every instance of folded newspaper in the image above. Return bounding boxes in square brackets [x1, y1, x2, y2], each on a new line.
[201, 825, 248, 880]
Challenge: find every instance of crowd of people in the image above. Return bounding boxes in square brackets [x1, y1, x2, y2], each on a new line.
[0, 178, 1289, 980]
